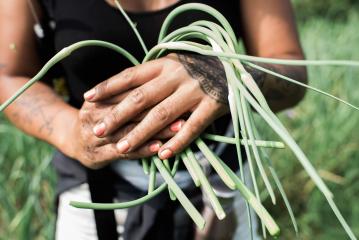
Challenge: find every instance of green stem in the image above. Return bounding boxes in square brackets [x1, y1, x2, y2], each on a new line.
[180, 153, 201, 187]
[163, 159, 176, 200]
[196, 138, 236, 190]
[70, 156, 180, 209]
[185, 149, 226, 220]
[243, 61, 359, 111]
[148, 160, 156, 193]
[153, 156, 206, 229]
[0, 40, 139, 112]
[218, 157, 280, 237]
[141, 158, 149, 175]
[203, 133, 285, 148]
[114, 0, 148, 54]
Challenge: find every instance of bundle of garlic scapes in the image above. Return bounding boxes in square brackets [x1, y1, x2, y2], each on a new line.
[1, 2, 358, 239]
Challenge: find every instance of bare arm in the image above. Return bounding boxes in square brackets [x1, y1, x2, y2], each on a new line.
[240, 0, 308, 112]
[0, 0, 76, 149]
[0, 0, 167, 168]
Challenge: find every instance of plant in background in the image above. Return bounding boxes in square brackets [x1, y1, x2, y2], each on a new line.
[1, 2, 358, 239]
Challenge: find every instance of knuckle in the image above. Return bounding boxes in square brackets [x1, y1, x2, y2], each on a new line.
[123, 124, 136, 134]
[152, 106, 169, 122]
[95, 79, 109, 96]
[126, 129, 140, 145]
[170, 138, 185, 153]
[187, 122, 201, 136]
[122, 67, 136, 85]
[108, 107, 122, 125]
[82, 154, 99, 169]
[78, 109, 88, 120]
[129, 88, 145, 105]
[87, 162, 101, 170]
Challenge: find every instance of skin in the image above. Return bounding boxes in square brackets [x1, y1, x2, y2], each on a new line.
[0, 0, 307, 238]
[0, 0, 307, 164]
[0, 0, 179, 169]
[88, 0, 307, 160]
[105, 0, 180, 12]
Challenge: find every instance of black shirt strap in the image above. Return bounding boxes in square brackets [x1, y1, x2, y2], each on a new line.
[87, 167, 118, 240]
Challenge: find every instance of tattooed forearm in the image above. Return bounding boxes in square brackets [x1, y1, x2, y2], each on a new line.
[177, 53, 228, 104]
[176, 52, 306, 111]
[244, 63, 307, 111]
[11, 90, 63, 136]
[243, 64, 267, 89]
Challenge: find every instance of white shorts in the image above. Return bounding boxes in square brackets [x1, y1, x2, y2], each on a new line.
[55, 163, 260, 240]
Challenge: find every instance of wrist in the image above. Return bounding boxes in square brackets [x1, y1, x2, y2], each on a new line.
[53, 106, 79, 158]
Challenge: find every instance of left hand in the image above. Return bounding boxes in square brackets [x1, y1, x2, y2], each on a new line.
[84, 53, 229, 159]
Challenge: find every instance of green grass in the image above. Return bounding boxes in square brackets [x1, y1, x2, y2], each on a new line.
[0, 5, 358, 240]
[0, 117, 55, 240]
[259, 9, 359, 239]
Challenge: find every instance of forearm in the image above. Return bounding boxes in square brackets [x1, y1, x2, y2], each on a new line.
[177, 52, 307, 112]
[245, 63, 307, 112]
[0, 75, 77, 150]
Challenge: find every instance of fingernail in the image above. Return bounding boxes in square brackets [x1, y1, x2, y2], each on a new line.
[93, 122, 106, 136]
[149, 142, 161, 152]
[170, 120, 183, 132]
[159, 149, 172, 159]
[117, 140, 130, 153]
[84, 89, 96, 100]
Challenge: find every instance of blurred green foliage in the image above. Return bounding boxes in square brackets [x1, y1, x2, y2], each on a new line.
[260, 7, 359, 239]
[0, 2, 359, 240]
[0, 117, 55, 240]
[292, 0, 359, 21]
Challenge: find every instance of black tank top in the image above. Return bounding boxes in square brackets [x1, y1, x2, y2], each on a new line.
[41, 0, 242, 194]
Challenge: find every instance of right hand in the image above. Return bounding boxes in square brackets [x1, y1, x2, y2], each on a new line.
[61, 99, 184, 169]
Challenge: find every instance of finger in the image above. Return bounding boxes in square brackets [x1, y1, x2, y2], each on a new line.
[84, 59, 164, 102]
[93, 76, 177, 137]
[115, 91, 198, 154]
[158, 100, 224, 159]
[95, 123, 137, 146]
[154, 119, 185, 139]
[95, 140, 163, 165]
[131, 109, 150, 122]
[132, 111, 189, 123]
[97, 90, 130, 105]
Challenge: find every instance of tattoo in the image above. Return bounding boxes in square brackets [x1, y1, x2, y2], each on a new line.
[243, 64, 267, 89]
[177, 53, 228, 104]
[176, 52, 307, 110]
[244, 63, 307, 104]
[11, 90, 62, 136]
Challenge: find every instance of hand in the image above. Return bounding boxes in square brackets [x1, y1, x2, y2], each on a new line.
[84, 53, 229, 160]
[61, 99, 181, 169]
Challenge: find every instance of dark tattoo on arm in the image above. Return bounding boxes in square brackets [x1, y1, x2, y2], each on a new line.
[11, 90, 62, 136]
[176, 52, 307, 111]
[243, 64, 267, 89]
[177, 53, 228, 104]
[244, 63, 307, 102]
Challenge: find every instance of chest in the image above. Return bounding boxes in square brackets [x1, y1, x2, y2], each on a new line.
[41, 0, 241, 105]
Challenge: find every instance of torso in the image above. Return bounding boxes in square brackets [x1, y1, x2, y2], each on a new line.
[42, 0, 242, 188]
[41, 0, 241, 108]
[105, 0, 181, 13]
